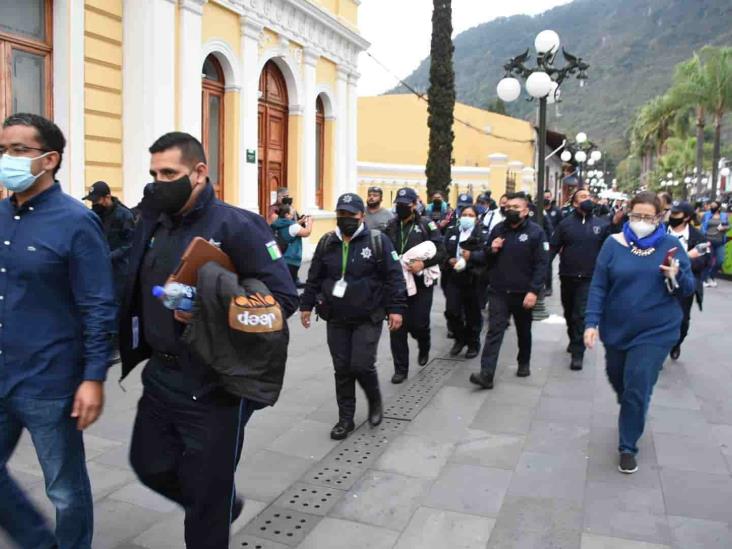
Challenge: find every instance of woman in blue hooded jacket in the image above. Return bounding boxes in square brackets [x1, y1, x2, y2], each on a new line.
[584, 191, 695, 475]
[271, 205, 312, 287]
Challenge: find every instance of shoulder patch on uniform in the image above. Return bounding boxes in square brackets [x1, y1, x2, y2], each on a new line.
[266, 241, 282, 260]
[543, 242, 550, 251]
[391, 250, 399, 261]
[593, 226, 601, 235]
[428, 221, 438, 231]
[518, 233, 529, 242]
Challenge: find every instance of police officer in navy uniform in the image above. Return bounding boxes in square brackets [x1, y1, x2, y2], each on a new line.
[119, 132, 298, 549]
[385, 187, 447, 383]
[301, 193, 406, 439]
[550, 188, 611, 371]
[543, 190, 562, 295]
[470, 192, 549, 389]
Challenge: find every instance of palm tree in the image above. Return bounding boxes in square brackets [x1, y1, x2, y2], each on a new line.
[630, 94, 681, 184]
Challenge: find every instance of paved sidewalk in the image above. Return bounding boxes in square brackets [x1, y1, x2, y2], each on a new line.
[3, 281, 732, 548]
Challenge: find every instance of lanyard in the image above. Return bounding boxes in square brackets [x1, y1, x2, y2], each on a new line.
[400, 221, 416, 254]
[341, 241, 349, 279]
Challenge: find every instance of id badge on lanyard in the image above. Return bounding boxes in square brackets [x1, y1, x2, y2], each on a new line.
[333, 241, 349, 299]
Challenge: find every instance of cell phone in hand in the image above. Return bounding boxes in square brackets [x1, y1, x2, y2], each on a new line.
[660, 247, 678, 270]
[695, 242, 711, 255]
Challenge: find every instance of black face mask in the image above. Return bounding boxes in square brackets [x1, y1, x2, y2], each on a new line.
[579, 199, 594, 214]
[337, 216, 360, 237]
[668, 217, 685, 228]
[710, 206, 719, 214]
[396, 204, 413, 220]
[92, 203, 107, 216]
[500, 206, 507, 216]
[544, 199, 551, 207]
[147, 175, 194, 215]
[432, 199, 443, 208]
[505, 210, 522, 225]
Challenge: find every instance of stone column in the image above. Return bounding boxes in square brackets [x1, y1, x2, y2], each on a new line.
[178, 0, 207, 138]
[300, 48, 319, 212]
[334, 66, 349, 201]
[239, 16, 263, 212]
[346, 70, 359, 193]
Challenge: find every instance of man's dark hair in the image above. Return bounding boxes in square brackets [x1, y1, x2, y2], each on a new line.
[3, 113, 66, 176]
[506, 191, 528, 203]
[658, 191, 673, 205]
[630, 191, 662, 214]
[149, 132, 206, 166]
[278, 205, 292, 218]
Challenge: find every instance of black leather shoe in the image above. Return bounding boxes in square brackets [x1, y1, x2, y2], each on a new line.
[368, 399, 383, 426]
[418, 350, 430, 366]
[469, 372, 494, 389]
[570, 356, 583, 371]
[330, 420, 355, 440]
[465, 346, 480, 359]
[670, 345, 681, 360]
[449, 342, 465, 357]
[231, 495, 245, 523]
[516, 364, 531, 377]
[391, 373, 407, 384]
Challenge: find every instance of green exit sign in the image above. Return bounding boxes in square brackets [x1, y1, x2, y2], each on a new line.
[246, 149, 256, 163]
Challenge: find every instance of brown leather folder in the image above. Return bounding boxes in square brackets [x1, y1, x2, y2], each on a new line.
[167, 237, 236, 287]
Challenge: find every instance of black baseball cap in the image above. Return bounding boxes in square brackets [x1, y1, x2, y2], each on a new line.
[336, 193, 365, 214]
[671, 201, 694, 217]
[82, 181, 111, 201]
[367, 186, 383, 195]
[395, 187, 418, 204]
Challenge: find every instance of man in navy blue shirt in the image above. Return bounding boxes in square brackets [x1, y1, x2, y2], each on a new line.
[0, 114, 117, 549]
[119, 132, 298, 549]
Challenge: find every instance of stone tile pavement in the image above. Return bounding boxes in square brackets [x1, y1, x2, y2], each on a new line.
[3, 280, 732, 548]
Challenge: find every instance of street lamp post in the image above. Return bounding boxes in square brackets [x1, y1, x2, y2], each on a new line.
[497, 30, 589, 226]
[560, 134, 601, 186]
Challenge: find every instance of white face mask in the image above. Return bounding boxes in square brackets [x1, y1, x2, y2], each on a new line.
[629, 220, 657, 239]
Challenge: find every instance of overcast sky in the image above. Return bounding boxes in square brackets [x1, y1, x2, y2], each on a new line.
[358, 0, 573, 96]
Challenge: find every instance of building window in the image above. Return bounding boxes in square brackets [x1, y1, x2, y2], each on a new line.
[0, 0, 53, 121]
[315, 96, 325, 210]
[202, 55, 225, 200]
[506, 171, 517, 194]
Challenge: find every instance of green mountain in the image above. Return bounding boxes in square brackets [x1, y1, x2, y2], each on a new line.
[391, 0, 732, 160]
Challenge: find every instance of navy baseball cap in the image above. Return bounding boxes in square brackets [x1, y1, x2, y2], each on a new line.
[457, 193, 474, 207]
[395, 187, 418, 204]
[671, 201, 694, 217]
[83, 181, 111, 201]
[336, 193, 364, 214]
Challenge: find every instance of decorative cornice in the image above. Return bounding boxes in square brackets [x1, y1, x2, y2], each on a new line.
[180, 0, 207, 15]
[289, 104, 304, 116]
[303, 47, 319, 67]
[241, 16, 264, 41]
[211, 0, 243, 15]
[336, 66, 349, 82]
[358, 162, 490, 176]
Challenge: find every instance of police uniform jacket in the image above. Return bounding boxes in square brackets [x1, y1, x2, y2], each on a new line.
[119, 182, 299, 397]
[384, 216, 447, 288]
[550, 210, 611, 278]
[300, 225, 407, 322]
[442, 223, 490, 285]
[97, 197, 135, 290]
[485, 218, 549, 294]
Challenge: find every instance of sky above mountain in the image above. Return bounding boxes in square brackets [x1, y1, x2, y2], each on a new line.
[358, 0, 572, 96]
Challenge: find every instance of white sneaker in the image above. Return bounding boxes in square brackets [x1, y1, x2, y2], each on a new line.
[703, 281, 712, 288]
[710, 279, 718, 288]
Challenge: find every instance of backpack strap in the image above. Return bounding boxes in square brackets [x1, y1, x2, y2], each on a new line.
[369, 229, 385, 270]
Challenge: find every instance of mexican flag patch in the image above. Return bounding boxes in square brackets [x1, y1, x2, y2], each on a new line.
[266, 241, 282, 260]
[391, 250, 400, 261]
[428, 221, 438, 232]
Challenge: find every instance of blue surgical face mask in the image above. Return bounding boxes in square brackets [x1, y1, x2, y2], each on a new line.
[459, 216, 476, 232]
[0, 153, 49, 193]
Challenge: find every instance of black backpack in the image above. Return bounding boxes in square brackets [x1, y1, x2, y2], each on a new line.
[314, 230, 384, 321]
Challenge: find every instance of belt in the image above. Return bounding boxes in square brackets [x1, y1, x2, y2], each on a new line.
[152, 351, 181, 370]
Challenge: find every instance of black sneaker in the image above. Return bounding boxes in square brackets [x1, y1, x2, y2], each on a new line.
[368, 399, 383, 427]
[418, 350, 430, 366]
[670, 345, 681, 360]
[449, 342, 465, 357]
[570, 355, 583, 371]
[391, 373, 407, 384]
[469, 372, 494, 389]
[618, 452, 638, 474]
[330, 420, 355, 440]
[465, 345, 480, 359]
[516, 364, 531, 377]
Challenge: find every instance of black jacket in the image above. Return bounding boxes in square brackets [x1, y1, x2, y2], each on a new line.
[485, 218, 549, 294]
[384, 215, 447, 271]
[669, 224, 710, 310]
[119, 183, 299, 395]
[97, 197, 135, 286]
[182, 263, 289, 406]
[301, 226, 407, 322]
[442, 223, 490, 284]
[550, 210, 612, 278]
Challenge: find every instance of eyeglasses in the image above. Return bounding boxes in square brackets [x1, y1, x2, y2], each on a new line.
[628, 213, 658, 223]
[0, 145, 49, 157]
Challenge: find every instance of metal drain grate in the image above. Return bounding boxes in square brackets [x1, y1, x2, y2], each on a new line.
[383, 360, 456, 419]
[231, 534, 289, 549]
[302, 463, 365, 490]
[242, 507, 319, 546]
[273, 482, 344, 516]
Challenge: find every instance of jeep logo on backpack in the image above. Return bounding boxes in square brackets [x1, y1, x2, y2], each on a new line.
[228, 293, 284, 333]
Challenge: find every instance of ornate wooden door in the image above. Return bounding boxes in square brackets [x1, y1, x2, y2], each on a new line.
[258, 61, 289, 215]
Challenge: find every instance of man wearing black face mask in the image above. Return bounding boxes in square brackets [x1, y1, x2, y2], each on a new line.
[118, 132, 298, 548]
[470, 192, 548, 389]
[385, 187, 447, 383]
[550, 188, 611, 370]
[301, 193, 406, 439]
[83, 181, 135, 307]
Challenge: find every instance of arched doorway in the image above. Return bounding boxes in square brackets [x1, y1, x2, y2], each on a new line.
[202, 54, 225, 200]
[258, 60, 289, 215]
[315, 96, 325, 209]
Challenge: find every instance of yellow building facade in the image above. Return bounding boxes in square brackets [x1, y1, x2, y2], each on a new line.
[0, 0, 367, 242]
[358, 95, 539, 204]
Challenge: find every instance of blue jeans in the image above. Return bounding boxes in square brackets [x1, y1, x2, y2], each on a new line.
[0, 395, 93, 549]
[605, 345, 669, 455]
[704, 240, 726, 281]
